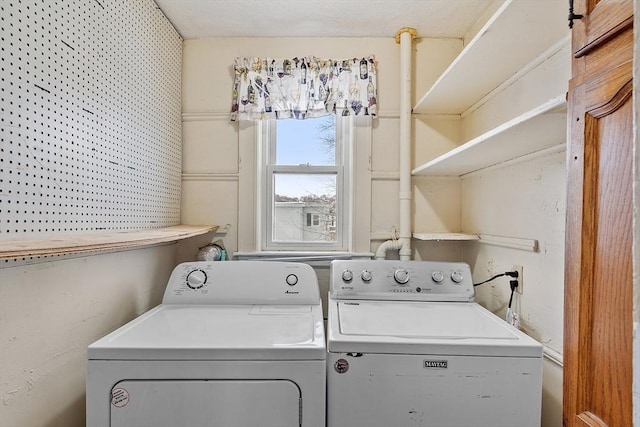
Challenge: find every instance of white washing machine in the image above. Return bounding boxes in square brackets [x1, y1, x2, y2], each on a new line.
[327, 260, 543, 427]
[87, 261, 326, 427]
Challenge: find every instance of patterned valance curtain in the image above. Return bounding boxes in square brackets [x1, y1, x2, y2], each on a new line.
[231, 56, 377, 121]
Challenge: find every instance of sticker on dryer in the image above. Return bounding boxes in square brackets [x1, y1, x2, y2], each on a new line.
[111, 387, 130, 408]
[334, 358, 349, 374]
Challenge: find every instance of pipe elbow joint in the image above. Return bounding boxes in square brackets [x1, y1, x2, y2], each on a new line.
[375, 239, 404, 260]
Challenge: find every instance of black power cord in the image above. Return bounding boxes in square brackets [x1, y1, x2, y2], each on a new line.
[473, 270, 519, 287]
[507, 279, 519, 309]
[474, 271, 521, 327]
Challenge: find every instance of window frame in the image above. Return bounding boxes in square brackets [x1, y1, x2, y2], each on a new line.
[258, 116, 353, 252]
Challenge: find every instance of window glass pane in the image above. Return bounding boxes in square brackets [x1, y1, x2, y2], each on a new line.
[273, 174, 337, 243]
[275, 116, 335, 166]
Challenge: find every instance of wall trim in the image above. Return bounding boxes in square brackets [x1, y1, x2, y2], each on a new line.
[476, 234, 539, 252]
[542, 345, 564, 367]
[412, 174, 461, 182]
[181, 109, 461, 122]
[372, 173, 462, 182]
[411, 113, 462, 120]
[372, 171, 400, 181]
[461, 143, 567, 179]
[183, 109, 403, 121]
[182, 111, 231, 122]
[182, 173, 239, 181]
[462, 35, 570, 118]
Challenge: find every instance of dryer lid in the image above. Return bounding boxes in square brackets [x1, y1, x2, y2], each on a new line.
[88, 304, 326, 361]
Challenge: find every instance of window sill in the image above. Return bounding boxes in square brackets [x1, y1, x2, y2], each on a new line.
[0, 225, 218, 260]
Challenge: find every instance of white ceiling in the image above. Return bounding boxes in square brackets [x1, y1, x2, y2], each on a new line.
[154, 0, 497, 39]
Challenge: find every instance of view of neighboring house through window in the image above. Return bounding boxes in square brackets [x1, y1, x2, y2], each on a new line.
[264, 115, 350, 250]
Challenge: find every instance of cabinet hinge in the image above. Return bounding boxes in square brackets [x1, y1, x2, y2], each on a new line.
[568, 0, 583, 29]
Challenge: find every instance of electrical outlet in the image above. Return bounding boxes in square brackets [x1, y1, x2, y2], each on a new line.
[513, 264, 524, 294]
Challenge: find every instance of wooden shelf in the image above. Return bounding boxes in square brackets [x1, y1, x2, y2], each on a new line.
[0, 225, 218, 260]
[413, 0, 568, 115]
[412, 96, 567, 176]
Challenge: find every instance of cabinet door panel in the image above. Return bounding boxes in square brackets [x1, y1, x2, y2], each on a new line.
[564, 1, 633, 426]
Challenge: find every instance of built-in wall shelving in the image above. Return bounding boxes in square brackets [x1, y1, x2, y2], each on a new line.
[413, 0, 568, 115]
[411, 0, 569, 242]
[0, 225, 218, 260]
[412, 96, 567, 177]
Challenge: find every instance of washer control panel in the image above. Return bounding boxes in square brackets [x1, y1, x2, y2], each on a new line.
[162, 261, 320, 305]
[330, 260, 474, 302]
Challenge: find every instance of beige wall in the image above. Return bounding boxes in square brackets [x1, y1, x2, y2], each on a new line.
[453, 37, 569, 427]
[0, 246, 179, 426]
[181, 37, 465, 256]
[1, 1, 188, 426]
[462, 149, 566, 427]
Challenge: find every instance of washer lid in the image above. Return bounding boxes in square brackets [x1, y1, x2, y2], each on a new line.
[88, 304, 326, 361]
[328, 300, 542, 357]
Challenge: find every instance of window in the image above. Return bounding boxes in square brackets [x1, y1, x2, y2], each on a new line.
[260, 115, 352, 251]
[306, 213, 320, 227]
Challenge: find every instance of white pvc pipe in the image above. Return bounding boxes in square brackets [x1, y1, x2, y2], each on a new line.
[398, 28, 415, 261]
[376, 28, 416, 261]
[375, 239, 403, 260]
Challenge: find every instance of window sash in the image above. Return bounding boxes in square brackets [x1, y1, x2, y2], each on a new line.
[262, 117, 351, 251]
[266, 167, 344, 250]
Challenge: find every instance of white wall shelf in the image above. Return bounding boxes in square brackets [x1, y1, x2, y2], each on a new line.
[413, 0, 568, 115]
[412, 233, 538, 252]
[0, 225, 218, 260]
[412, 233, 479, 241]
[412, 96, 567, 177]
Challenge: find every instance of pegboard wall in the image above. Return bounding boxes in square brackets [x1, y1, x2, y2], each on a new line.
[1, 0, 183, 236]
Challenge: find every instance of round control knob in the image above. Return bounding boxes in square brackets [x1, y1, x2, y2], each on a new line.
[394, 269, 410, 284]
[451, 271, 464, 283]
[186, 269, 207, 289]
[431, 271, 444, 283]
[342, 270, 353, 282]
[285, 274, 298, 286]
[361, 270, 372, 282]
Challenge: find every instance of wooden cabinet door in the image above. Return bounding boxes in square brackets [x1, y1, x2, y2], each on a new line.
[564, 1, 634, 426]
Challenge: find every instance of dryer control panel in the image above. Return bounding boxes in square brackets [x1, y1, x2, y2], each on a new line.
[330, 260, 474, 302]
[162, 261, 320, 305]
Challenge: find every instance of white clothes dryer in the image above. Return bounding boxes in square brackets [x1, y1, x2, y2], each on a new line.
[87, 261, 326, 427]
[327, 260, 543, 427]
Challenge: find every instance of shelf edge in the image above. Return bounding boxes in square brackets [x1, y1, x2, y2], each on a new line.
[412, 95, 567, 176]
[413, 1, 568, 115]
[411, 232, 539, 253]
[412, 233, 480, 241]
[413, 0, 513, 113]
[0, 225, 218, 260]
